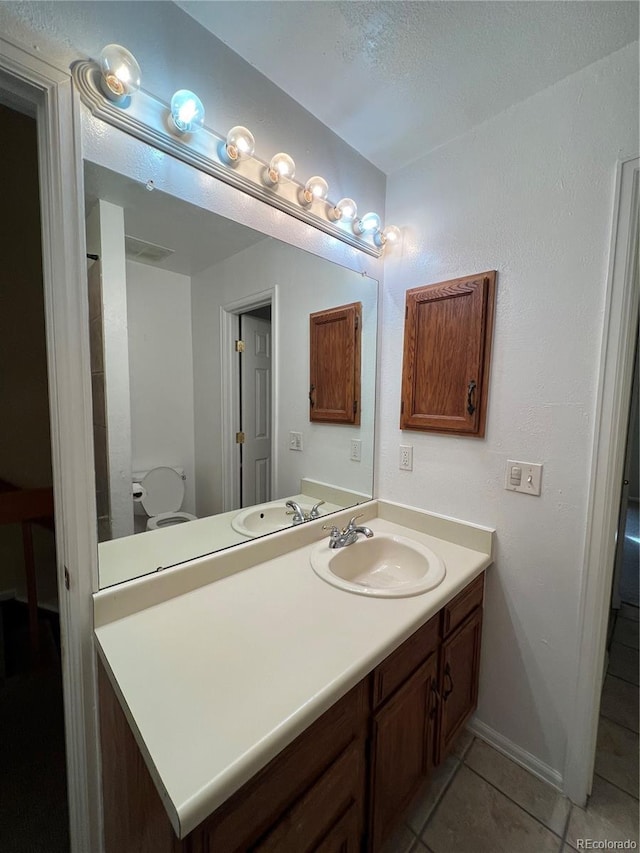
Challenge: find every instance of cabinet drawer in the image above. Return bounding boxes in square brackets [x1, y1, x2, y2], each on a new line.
[197, 679, 368, 852]
[253, 739, 364, 852]
[442, 573, 484, 637]
[372, 613, 440, 709]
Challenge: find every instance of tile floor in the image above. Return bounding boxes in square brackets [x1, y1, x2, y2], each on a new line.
[381, 601, 639, 853]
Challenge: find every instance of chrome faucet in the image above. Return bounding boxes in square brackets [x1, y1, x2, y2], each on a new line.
[324, 514, 374, 549]
[285, 500, 306, 525]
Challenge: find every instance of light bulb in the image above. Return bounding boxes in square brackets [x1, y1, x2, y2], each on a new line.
[266, 152, 296, 185]
[300, 176, 329, 205]
[98, 44, 141, 102]
[170, 90, 205, 134]
[374, 224, 402, 248]
[330, 198, 358, 223]
[225, 126, 255, 162]
[353, 211, 381, 235]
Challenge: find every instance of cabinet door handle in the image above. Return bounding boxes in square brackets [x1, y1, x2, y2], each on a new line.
[309, 384, 315, 407]
[443, 663, 454, 701]
[466, 380, 477, 416]
[430, 683, 441, 719]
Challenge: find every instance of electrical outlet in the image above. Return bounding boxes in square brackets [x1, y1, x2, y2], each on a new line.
[350, 439, 362, 462]
[399, 445, 413, 471]
[289, 431, 303, 451]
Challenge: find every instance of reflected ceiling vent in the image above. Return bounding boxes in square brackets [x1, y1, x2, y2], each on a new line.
[125, 235, 175, 265]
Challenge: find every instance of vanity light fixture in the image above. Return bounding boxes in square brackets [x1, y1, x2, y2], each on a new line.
[300, 175, 329, 206]
[265, 152, 296, 185]
[75, 53, 402, 256]
[98, 44, 141, 104]
[329, 197, 358, 223]
[222, 125, 256, 165]
[169, 90, 205, 134]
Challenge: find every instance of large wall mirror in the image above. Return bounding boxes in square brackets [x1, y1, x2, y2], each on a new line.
[84, 161, 378, 589]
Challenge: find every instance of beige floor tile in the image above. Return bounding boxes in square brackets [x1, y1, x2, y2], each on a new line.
[600, 675, 639, 734]
[566, 775, 639, 848]
[594, 716, 639, 797]
[450, 728, 474, 759]
[380, 821, 416, 853]
[422, 765, 562, 853]
[620, 603, 639, 623]
[464, 739, 570, 835]
[405, 754, 460, 834]
[608, 642, 639, 686]
[614, 617, 640, 650]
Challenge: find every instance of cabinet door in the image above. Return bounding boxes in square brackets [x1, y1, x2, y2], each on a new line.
[436, 608, 483, 763]
[400, 271, 496, 436]
[369, 654, 438, 852]
[314, 802, 361, 853]
[309, 301, 361, 424]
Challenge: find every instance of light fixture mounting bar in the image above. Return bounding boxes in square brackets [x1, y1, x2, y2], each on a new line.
[72, 60, 382, 259]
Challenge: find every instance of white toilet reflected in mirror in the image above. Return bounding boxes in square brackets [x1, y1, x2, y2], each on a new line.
[132, 466, 197, 531]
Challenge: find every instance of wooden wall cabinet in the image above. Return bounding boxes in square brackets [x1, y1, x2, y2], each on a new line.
[309, 301, 361, 425]
[400, 271, 496, 437]
[99, 573, 485, 853]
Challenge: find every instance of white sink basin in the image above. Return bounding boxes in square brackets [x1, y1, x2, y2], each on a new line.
[231, 502, 298, 537]
[310, 533, 446, 598]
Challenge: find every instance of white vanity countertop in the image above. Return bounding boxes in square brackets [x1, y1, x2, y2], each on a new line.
[94, 501, 494, 838]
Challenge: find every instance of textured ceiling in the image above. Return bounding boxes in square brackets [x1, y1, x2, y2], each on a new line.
[176, 1, 639, 175]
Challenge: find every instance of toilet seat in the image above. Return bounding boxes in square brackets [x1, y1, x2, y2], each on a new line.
[147, 511, 196, 530]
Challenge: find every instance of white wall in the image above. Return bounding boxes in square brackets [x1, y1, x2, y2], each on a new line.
[380, 42, 639, 779]
[192, 239, 377, 517]
[126, 261, 196, 515]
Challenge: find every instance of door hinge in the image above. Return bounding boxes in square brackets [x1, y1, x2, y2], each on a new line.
[236, 431, 245, 444]
[353, 400, 358, 415]
[405, 305, 408, 320]
[235, 339, 245, 353]
[355, 315, 359, 331]
[64, 566, 70, 590]
[401, 400, 404, 414]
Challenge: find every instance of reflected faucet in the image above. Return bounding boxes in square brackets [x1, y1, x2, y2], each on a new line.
[324, 514, 374, 548]
[286, 499, 326, 525]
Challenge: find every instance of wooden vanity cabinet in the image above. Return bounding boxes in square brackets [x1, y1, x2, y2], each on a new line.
[99, 573, 485, 853]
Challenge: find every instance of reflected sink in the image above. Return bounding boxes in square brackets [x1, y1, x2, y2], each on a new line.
[310, 533, 446, 598]
[231, 502, 298, 537]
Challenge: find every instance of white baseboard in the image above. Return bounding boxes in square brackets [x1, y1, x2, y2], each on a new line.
[467, 717, 564, 792]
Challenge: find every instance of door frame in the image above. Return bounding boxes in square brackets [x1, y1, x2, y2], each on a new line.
[0, 37, 103, 852]
[564, 156, 639, 805]
[220, 287, 278, 511]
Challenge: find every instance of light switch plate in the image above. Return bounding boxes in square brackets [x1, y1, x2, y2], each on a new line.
[505, 460, 542, 495]
[289, 431, 303, 451]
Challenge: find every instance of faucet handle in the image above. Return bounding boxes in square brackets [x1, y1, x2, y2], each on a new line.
[345, 513, 364, 531]
[309, 500, 325, 518]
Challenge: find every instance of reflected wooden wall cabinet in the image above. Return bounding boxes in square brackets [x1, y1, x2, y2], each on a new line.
[309, 301, 362, 425]
[400, 271, 497, 437]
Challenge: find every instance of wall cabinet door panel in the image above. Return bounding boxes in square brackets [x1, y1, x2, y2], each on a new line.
[309, 301, 361, 424]
[400, 271, 496, 436]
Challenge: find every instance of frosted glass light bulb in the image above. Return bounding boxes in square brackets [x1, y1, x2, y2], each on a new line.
[354, 211, 381, 235]
[98, 44, 141, 101]
[301, 176, 329, 205]
[331, 198, 358, 223]
[374, 224, 402, 248]
[170, 90, 205, 134]
[225, 126, 255, 161]
[267, 152, 296, 184]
